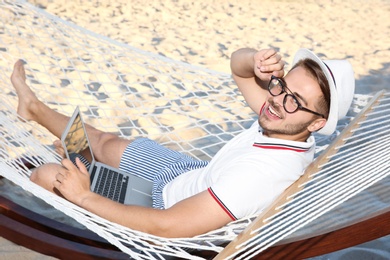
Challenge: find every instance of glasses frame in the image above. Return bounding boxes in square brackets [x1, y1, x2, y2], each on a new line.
[268, 75, 325, 118]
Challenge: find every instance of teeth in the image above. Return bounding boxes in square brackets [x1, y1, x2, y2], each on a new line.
[268, 106, 281, 118]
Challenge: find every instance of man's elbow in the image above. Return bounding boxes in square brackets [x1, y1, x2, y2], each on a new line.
[146, 219, 185, 238]
[145, 217, 205, 238]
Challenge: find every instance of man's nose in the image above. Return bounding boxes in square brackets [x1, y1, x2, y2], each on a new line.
[271, 92, 285, 107]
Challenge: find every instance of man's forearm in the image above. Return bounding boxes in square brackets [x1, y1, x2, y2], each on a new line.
[78, 191, 169, 236]
[230, 48, 257, 78]
[75, 189, 230, 239]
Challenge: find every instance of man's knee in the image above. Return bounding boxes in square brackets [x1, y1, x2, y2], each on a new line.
[93, 132, 128, 163]
[29, 169, 39, 183]
[30, 163, 62, 191]
[96, 132, 119, 148]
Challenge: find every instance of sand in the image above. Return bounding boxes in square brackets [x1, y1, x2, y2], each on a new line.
[1, 0, 390, 258]
[29, 0, 390, 79]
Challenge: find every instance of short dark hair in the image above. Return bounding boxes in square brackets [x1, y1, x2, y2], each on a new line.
[291, 58, 331, 119]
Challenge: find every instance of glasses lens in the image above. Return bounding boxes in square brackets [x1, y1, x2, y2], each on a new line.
[269, 78, 283, 96]
[284, 94, 299, 113]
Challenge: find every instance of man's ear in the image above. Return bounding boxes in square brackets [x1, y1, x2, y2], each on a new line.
[308, 118, 327, 133]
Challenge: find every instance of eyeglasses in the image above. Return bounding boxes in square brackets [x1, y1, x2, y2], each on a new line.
[268, 75, 325, 118]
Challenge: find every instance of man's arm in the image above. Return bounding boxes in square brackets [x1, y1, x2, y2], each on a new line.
[230, 48, 285, 115]
[54, 158, 232, 238]
[78, 189, 231, 238]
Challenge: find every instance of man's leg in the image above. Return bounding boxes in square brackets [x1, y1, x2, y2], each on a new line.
[11, 60, 131, 168]
[29, 163, 65, 195]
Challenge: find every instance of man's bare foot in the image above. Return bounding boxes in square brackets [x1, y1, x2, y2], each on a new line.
[10, 60, 41, 121]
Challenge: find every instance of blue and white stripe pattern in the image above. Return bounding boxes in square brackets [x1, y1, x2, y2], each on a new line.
[119, 138, 209, 209]
[69, 153, 91, 171]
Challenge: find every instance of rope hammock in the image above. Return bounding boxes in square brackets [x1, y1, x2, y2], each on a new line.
[0, 1, 389, 259]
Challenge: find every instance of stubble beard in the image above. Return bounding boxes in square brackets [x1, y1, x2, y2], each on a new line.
[258, 115, 313, 137]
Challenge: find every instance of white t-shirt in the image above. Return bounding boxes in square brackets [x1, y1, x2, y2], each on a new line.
[163, 121, 315, 220]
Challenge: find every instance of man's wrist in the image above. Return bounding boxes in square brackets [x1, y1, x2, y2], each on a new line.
[77, 190, 96, 209]
[231, 48, 257, 78]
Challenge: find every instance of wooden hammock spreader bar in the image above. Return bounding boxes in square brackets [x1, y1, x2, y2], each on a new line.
[0, 194, 128, 259]
[2, 191, 388, 260]
[252, 207, 390, 259]
[215, 90, 387, 259]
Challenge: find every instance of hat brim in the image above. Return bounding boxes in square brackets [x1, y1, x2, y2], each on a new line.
[292, 49, 338, 135]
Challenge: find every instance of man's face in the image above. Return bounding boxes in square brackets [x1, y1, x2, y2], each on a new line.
[258, 66, 323, 141]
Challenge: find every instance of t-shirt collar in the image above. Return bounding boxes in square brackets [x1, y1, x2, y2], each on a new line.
[253, 128, 315, 153]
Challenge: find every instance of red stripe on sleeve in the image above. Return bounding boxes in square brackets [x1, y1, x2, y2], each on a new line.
[208, 188, 236, 221]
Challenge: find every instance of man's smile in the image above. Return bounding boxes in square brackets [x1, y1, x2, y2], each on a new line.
[267, 105, 282, 119]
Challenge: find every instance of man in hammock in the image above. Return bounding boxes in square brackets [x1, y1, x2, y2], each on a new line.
[10, 47, 354, 238]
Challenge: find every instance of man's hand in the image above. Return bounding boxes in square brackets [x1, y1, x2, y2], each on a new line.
[253, 48, 285, 81]
[231, 47, 286, 114]
[53, 157, 92, 206]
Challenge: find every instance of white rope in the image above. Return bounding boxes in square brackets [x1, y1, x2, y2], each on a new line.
[0, 1, 388, 259]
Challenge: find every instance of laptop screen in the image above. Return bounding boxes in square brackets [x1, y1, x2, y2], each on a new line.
[61, 107, 94, 165]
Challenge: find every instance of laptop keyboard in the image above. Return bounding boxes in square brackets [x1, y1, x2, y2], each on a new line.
[93, 167, 129, 203]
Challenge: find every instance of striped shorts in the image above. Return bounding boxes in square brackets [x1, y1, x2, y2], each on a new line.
[119, 138, 209, 209]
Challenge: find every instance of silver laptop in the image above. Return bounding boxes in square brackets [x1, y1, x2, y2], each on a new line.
[61, 107, 153, 207]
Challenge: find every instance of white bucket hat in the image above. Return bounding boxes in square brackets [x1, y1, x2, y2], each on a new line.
[292, 48, 355, 136]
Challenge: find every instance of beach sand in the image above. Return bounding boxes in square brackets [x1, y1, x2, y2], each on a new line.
[1, 0, 390, 258]
[28, 0, 390, 79]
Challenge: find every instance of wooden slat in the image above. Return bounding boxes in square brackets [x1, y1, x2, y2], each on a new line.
[253, 208, 390, 259]
[0, 195, 129, 259]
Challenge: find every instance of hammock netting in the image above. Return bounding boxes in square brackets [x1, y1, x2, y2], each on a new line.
[0, 1, 389, 259]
